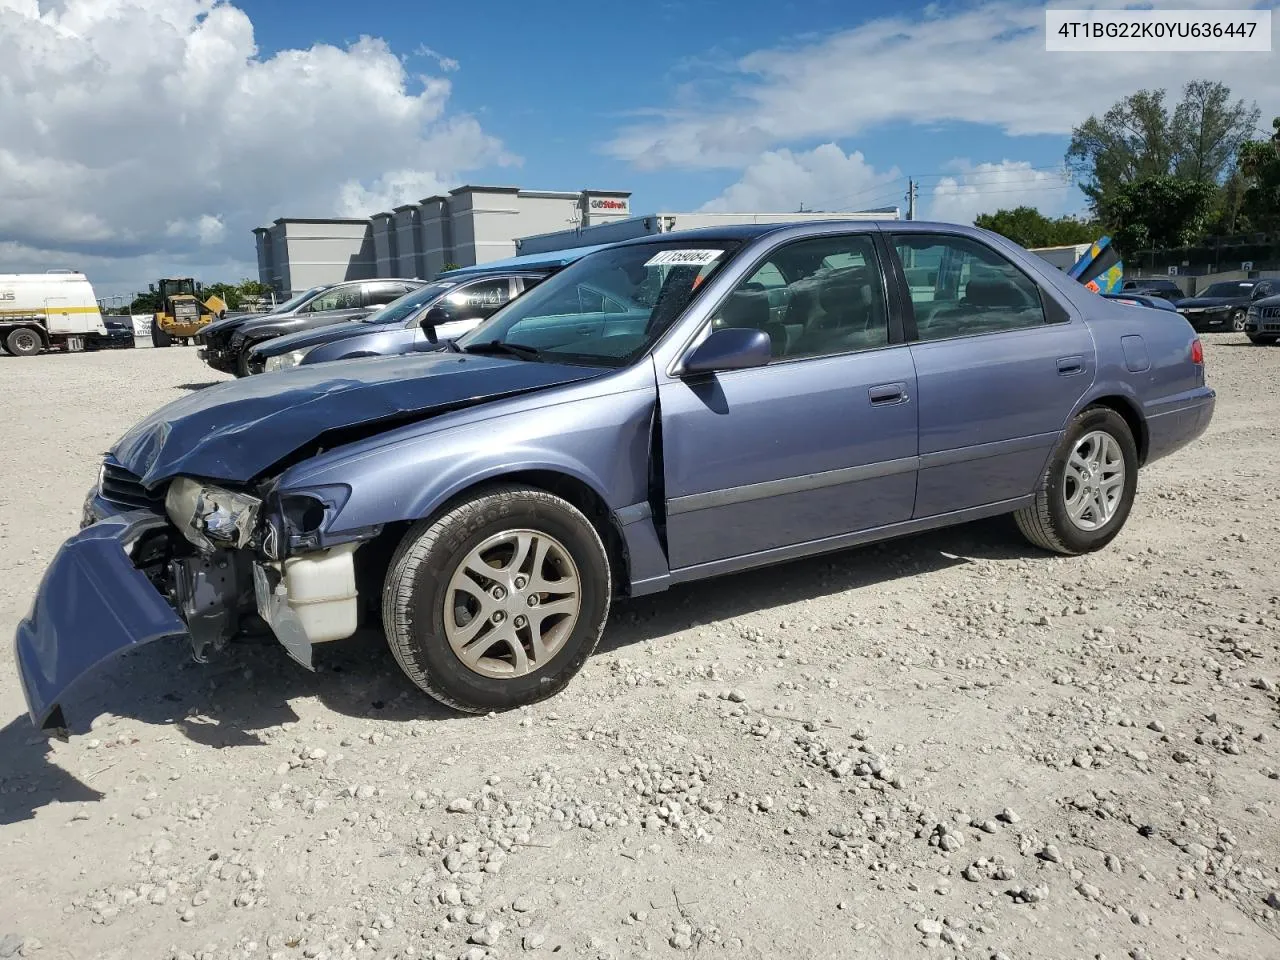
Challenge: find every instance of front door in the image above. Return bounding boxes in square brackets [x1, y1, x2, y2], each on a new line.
[659, 232, 919, 571]
[888, 231, 1095, 518]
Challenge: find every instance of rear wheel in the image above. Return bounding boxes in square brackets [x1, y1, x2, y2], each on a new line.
[5, 327, 43, 357]
[1015, 406, 1139, 555]
[151, 319, 172, 347]
[382, 484, 612, 714]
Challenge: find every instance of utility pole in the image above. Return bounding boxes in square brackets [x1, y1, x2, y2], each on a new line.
[905, 178, 917, 221]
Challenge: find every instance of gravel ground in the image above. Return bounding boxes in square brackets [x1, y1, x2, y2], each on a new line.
[1, 338, 1278, 960]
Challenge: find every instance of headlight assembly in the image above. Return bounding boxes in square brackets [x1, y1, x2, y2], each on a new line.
[165, 477, 262, 552]
[264, 349, 310, 372]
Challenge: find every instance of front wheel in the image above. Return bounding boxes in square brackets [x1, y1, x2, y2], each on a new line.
[1015, 406, 1139, 555]
[1230, 309, 1247, 332]
[382, 484, 612, 713]
[151, 319, 172, 347]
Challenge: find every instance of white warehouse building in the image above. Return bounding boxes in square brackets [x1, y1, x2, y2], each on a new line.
[253, 184, 900, 298]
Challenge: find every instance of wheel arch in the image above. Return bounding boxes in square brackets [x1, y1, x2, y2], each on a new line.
[422, 468, 631, 599]
[1079, 392, 1149, 466]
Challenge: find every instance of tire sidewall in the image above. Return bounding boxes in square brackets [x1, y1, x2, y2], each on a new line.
[1042, 407, 1139, 553]
[401, 493, 610, 712]
[1231, 309, 1246, 332]
[7, 328, 42, 356]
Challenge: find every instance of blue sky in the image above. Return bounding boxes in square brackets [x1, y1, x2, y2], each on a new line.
[2, 0, 1277, 293]
[236, 0, 1076, 214]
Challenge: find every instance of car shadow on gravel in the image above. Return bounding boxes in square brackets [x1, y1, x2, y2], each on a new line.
[175, 381, 224, 390]
[0, 516, 1041, 825]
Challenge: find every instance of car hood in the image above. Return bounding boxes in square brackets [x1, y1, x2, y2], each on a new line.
[253, 319, 387, 357]
[111, 352, 604, 488]
[1174, 296, 1244, 309]
[201, 312, 275, 339]
[233, 310, 362, 341]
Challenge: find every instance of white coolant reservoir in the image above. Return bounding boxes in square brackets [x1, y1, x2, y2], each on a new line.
[281, 542, 359, 643]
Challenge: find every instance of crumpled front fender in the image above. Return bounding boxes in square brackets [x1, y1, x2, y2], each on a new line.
[13, 511, 188, 730]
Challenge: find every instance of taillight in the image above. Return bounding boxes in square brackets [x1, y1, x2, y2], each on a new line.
[1190, 338, 1204, 364]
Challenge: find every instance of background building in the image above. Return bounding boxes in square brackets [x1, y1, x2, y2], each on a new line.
[254, 185, 631, 297]
[253, 186, 901, 298]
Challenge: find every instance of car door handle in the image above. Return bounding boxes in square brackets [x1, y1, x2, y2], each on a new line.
[1057, 356, 1085, 376]
[868, 382, 908, 405]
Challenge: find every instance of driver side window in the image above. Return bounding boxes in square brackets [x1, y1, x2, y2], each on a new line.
[709, 233, 889, 361]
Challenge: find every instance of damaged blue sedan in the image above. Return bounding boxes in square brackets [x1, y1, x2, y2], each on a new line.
[15, 221, 1216, 729]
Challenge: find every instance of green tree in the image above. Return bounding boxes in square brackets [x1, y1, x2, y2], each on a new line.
[1067, 80, 1259, 228]
[202, 282, 242, 311]
[128, 291, 162, 314]
[974, 206, 1101, 248]
[1237, 116, 1280, 235]
[1104, 175, 1216, 253]
[237, 278, 273, 299]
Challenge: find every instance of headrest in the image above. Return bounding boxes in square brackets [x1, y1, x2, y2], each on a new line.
[720, 289, 770, 328]
[965, 276, 1027, 308]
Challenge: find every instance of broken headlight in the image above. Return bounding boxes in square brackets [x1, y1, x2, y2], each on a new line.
[164, 477, 262, 552]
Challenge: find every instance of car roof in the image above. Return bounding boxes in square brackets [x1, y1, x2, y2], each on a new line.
[437, 243, 618, 278]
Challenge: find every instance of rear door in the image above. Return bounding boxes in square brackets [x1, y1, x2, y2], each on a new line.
[659, 231, 919, 570]
[888, 230, 1095, 518]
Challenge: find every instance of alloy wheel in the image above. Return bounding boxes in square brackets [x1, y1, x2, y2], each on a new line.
[1063, 430, 1125, 532]
[443, 529, 581, 679]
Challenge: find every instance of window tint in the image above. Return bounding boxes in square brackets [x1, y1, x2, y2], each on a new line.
[893, 234, 1047, 341]
[709, 234, 888, 360]
[305, 284, 364, 312]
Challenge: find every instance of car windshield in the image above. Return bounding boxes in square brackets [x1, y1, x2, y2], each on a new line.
[454, 240, 741, 367]
[271, 286, 326, 314]
[361, 281, 458, 324]
[1202, 282, 1253, 298]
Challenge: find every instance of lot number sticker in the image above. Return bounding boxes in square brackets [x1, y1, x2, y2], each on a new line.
[645, 249, 724, 267]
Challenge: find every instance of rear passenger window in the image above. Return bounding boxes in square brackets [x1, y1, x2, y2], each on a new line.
[892, 234, 1047, 341]
[710, 234, 889, 361]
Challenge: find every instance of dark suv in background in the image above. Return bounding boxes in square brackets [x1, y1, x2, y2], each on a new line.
[1173, 278, 1277, 333]
[1120, 277, 1184, 301]
[198, 277, 427, 376]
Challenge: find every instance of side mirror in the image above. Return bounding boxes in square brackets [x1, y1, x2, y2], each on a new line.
[420, 305, 451, 343]
[681, 327, 771, 375]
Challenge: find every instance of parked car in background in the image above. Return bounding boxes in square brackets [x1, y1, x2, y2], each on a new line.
[1244, 289, 1280, 344]
[1174, 279, 1277, 333]
[1120, 277, 1184, 301]
[85, 315, 137, 350]
[16, 220, 1216, 730]
[250, 246, 613, 373]
[198, 278, 428, 376]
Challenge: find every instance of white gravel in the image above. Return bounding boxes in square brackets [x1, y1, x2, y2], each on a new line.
[1, 338, 1278, 959]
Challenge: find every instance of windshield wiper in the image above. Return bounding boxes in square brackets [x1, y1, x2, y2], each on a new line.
[461, 340, 542, 360]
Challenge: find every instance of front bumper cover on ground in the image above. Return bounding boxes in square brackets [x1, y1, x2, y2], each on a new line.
[13, 511, 188, 730]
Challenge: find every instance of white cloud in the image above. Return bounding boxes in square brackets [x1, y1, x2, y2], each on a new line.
[0, 0, 513, 295]
[413, 44, 460, 72]
[700, 144, 904, 214]
[927, 160, 1077, 224]
[607, 0, 1280, 169]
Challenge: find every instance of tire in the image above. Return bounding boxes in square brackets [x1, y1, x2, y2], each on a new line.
[382, 483, 612, 714]
[1230, 309, 1247, 332]
[5, 327, 43, 357]
[1015, 406, 1139, 556]
[151, 319, 172, 347]
[235, 346, 254, 377]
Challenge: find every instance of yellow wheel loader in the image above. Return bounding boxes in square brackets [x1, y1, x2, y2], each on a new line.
[151, 278, 228, 347]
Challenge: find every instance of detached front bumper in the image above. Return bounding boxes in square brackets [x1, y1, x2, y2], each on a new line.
[14, 511, 188, 731]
